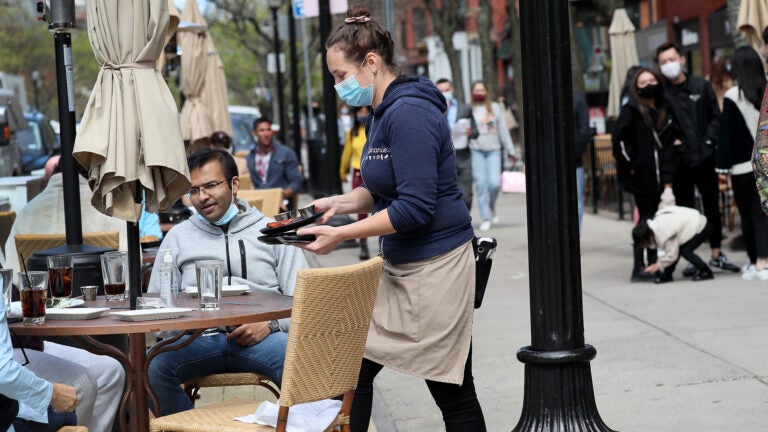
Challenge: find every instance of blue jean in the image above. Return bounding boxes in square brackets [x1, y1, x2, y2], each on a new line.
[13, 406, 76, 432]
[148, 330, 288, 416]
[471, 149, 502, 222]
[576, 166, 584, 235]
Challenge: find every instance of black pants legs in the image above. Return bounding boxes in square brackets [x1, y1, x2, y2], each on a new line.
[666, 224, 711, 273]
[351, 346, 486, 432]
[673, 157, 722, 249]
[732, 173, 768, 263]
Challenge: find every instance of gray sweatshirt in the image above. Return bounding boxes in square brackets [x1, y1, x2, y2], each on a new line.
[148, 198, 307, 330]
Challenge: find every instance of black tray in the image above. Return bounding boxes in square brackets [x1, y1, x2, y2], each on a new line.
[257, 235, 284, 245]
[257, 232, 317, 246]
[260, 211, 325, 236]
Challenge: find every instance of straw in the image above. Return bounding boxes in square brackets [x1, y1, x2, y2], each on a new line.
[19, 254, 32, 291]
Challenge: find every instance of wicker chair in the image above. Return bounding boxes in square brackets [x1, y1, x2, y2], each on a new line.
[14, 231, 119, 267]
[244, 197, 264, 213]
[183, 372, 280, 406]
[150, 257, 384, 432]
[58, 427, 88, 431]
[237, 189, 283, 218]
[238, 173, 254, 190]
[0, 211, 15, 255]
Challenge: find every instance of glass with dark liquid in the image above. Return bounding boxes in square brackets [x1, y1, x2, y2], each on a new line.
[47, 255, 73, 299]
[19, 271, 47, 325]
[100, 251, 128, 301]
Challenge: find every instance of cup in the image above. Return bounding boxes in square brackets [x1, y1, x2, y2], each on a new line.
[81, 285, 98, 302]
[19, 271, 47, 325]
[100, 251, 128, 301]
[195, 260, 223, 311]
[0, 269, 13, 318]
[46, 255, 73, 299]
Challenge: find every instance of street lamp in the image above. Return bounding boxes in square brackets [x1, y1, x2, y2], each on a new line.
[267, 0, 286, 144]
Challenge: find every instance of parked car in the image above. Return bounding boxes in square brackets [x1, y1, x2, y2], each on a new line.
[0, 89, 25, 177]
[228, 105, 261, 154]
[17, 111, 59, 173]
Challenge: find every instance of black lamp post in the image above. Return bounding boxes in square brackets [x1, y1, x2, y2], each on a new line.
[268, 0, 286, 145]
[512, 1, 615, 430]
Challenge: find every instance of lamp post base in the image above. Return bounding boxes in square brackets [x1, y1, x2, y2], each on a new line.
[512, 345, 616, 432]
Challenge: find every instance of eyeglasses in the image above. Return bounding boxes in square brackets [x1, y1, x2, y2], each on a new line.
[187, 178, 231, 198]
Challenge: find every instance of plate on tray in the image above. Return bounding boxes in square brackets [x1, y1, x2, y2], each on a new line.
[260, 211, 325, 236]
[184, 285, 250, 297]
[46, 307, 110, 320]
[110, 307, 194, 322]
[49, 298, 85, 308]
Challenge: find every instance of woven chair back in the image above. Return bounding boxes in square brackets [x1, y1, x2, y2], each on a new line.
[279, 257, 383, 407]
[237, 188, 282, 217]
[14, 231, 119, 267]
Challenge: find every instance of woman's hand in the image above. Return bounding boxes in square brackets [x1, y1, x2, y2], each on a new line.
[295, 225, 345, 255]
[51, 383, 78, 412]
[311, 197, 338, 224]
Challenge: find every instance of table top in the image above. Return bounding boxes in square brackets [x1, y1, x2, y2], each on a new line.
[9, 292, 292, 336]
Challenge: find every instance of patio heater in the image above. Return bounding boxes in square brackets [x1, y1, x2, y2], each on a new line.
[30, 0, 116, 295]
[268, 0, 287, 145]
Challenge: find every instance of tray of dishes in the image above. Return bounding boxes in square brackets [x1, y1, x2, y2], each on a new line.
[260, 207, 325, 236]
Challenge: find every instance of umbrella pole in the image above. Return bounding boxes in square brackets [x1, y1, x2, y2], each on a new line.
[128, 188, 143, 310]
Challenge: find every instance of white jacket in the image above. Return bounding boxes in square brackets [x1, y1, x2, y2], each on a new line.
[648, 190, 707, 270]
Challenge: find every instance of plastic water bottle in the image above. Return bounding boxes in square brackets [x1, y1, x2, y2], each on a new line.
[158, 251, 180, 307]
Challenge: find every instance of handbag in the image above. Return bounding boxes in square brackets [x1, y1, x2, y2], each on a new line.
[501, 170, 526, 193]
[472, 237, 497, 309]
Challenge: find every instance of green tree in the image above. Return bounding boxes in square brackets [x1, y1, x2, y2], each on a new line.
[422, 0, 468, 101]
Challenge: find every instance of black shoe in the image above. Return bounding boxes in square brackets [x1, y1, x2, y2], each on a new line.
[631, 270, 655, 283]
[359, 242, 370, 260]
[654, 271, 674, 284]
[709, 253, 740, 272]
[692, 269, 714, 281]
[682, 263, 697, 277]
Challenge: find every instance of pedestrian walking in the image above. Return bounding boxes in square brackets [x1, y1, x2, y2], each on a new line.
[573, 90, 591, 234]
[469, 80, 516, 231]
[716, 46, 768, 280]
[656, 42, 740, 274]
[298, 5, 486, 432]
[339, 105, 372, 260]
[613, 67, 683, 282]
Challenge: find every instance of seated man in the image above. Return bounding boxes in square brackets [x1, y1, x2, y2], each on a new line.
[147, 149, 307, 416]
[245, 117, 303, 211]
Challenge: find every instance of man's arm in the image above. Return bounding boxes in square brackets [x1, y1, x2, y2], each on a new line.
[281, 147, 304, 196]
[702, 81, 721, 146]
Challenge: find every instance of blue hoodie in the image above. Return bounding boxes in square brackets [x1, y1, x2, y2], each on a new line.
[362, 76, 474, 264]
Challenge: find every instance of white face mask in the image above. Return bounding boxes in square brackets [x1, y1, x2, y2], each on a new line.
[660, 61, 682, 80]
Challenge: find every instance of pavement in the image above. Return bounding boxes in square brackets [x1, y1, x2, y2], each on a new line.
[200, 190, 768, 431]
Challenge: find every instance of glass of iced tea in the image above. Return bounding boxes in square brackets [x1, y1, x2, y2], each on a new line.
[19, 271, 47, 325]
[46, 255, 73, 299]
[100, 251, 128, 301]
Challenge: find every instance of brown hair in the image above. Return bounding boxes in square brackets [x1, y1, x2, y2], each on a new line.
[470, 80, 494, 119]
[326, 5, 395, 67]
[629, 67, 668, 131]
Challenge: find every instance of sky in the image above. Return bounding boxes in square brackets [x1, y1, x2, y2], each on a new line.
[173, 0, 211, 14]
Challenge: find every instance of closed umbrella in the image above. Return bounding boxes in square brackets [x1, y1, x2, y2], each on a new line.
[156, 0, 181, 74]
[202, 36, 233, 136]
[73, 0, 190, 222]
[738, 0, 768, 50]
[606, 8, 639, 119]
[178, 0, 213, 143]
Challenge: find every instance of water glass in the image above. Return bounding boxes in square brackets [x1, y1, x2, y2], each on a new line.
[19, 271, 47, 325]
[195, 260, 223, 311]
[0, 269, 13, 318]
[100, 251, 128, 301]
[47, 255, 73, 299]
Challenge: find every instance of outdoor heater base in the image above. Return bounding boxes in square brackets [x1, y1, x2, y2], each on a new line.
[512, 345, 616, 432]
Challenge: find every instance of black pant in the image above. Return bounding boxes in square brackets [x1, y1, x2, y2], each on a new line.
[350, 346, 486, 432]
[664, 223, 711, 274]
[455, 148, 473, 211]
[634, 192, 661, 221]
[732, 173, 768, 262]
[673, 157, 722, 249]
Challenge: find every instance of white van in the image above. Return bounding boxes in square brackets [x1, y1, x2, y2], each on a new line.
[228, 105, 262, 154]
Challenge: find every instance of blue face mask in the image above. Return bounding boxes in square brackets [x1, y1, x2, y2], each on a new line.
[334, 58, 374, 107]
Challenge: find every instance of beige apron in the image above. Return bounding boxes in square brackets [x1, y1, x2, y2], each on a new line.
[364, 241, 475, 384]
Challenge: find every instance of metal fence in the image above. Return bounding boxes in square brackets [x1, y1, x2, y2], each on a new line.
[583, 134, 630, 219]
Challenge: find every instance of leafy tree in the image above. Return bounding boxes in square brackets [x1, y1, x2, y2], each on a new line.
[422, 0, 468, 101]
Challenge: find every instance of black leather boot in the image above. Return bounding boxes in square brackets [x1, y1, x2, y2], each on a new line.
[631, 244, 654, 282]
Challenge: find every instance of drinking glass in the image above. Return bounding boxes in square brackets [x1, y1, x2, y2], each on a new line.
[195, 260, 223, 311]
[19, 271, 47, 325]
[0, 269, 13, 318]
[47, 255, 73, 299]
[100, 251, 128, 301]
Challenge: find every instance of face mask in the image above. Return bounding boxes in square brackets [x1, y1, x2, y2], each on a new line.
[660, 61, 682, 80]
[472, 93, 486, 103]
[637, 83, 661, 99]
[340, 108, 350, 115]
[442, 91, 454, 103]
[334, 58, 374, 107]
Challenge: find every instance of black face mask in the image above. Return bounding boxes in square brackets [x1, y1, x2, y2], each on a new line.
[637, 83, 661, 99]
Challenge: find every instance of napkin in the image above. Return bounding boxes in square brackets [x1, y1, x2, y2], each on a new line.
[8, 301, 21, 318]
[234, 399, 342, 432]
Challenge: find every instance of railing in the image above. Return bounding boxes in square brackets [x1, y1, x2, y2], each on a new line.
[583, 134, 628, 219]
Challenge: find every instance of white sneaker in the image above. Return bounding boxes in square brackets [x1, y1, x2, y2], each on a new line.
[756, 268, 768, 281]
[491, 212, 499, 224]
[742, 265, 760, 280]
[742, 263, 755, 273]
[479, 221, 491, 231]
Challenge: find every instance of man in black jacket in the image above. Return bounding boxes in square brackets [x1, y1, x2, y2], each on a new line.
[656, 42, 739, 273]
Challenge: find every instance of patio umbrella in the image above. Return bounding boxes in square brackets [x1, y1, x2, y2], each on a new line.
[738, 0, 768, 50]
[606, 8, 639, 119]
[178, 0, 213, 143]
[73, 0, 191, 222]
[202, 36, 233, 136]
[156, 0, 181, 74]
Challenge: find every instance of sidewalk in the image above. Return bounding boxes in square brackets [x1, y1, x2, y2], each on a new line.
[303, 192, 768, 431]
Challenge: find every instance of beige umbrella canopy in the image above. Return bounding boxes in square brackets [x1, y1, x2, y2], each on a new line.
[73, 0, 191, 222]
[738, 0, 768, 50]
[202, 36, 233, 137]
[156, 0, 181, 73]
[178, 0, 213, 143]
[606, 9, 639, 119]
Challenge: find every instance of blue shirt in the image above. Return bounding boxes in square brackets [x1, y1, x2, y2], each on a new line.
[446, 98, 458, 127]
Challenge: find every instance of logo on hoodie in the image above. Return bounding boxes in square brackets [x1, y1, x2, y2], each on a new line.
[367, 146, 391, 161]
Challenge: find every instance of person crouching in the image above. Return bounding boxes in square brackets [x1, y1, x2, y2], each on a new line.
[632, 190, 714, 283]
